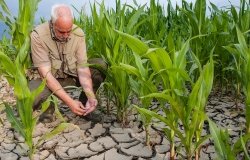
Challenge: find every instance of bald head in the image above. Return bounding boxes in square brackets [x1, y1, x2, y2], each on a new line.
[51, 4, 73, 42]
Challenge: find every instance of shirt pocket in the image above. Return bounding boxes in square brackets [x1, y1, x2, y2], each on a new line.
[65, 55, 77, 75]
[50, 55, 62, 75]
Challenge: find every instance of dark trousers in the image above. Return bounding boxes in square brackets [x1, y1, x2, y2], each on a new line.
[29, 58, 106, 110]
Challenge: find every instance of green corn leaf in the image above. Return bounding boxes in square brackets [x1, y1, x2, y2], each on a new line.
[31, 79, 46, 102]
[141, 91, 171, 100]
[190, 51, 202, 73]
[52, 95, 65, 122]
[113, 36, 122, 62]
[132, 0, 138, 6]
[133, 53, 147, 79]
[5, 104, 25, 137]
[40, 97, 51, 114]
[126, 5, 145, 33]
[131, 17, 149, 35]
[188, 110, 207, 151]
[167, 32, 175, 54]
[129, 77, 140, 95]
[134, 105, 183, 139]
[134, 104, 152, 123]
[14, 66, 30, 99]
[194, 0, 206, 29]
[36, 123, 69, 147]
[208, 119, 235, 160]
[233, 133, 250, 153]
[194, 135, 211, 152]
[210, 2, 220, 13]
[115, 63, 140, 77]
[115, 30, 149, 56]
[208, 119, 226, 159]
[0, 11, 5, 22]
[174, 40, 189, 69]
[167, 68, 192, 83]
[184, 9, 199, 36]
[0, 51, 16, 77]
[144, 48, 172, 71]
[236, 27, 248, 55]
[187, 49, 214, 121]
[231, 5, 238, 23]
[0, 0, 11, 15]
[162, 127, 172, 141]
[194, 0, 206, 33]
[223, 46, 240, 57]
[240, 134, 250, 159]
[16, 36, 30, 65]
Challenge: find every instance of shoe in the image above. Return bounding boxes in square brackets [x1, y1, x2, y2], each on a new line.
[38, 105, 55, 123]
[39, 113, 54, 123]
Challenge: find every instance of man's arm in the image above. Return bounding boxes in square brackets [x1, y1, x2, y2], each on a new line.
[38, 65, 86, 115]
[77, 67, 98, 115]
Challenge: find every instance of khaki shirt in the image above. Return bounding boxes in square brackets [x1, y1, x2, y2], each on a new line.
[30, 21, 88, 78]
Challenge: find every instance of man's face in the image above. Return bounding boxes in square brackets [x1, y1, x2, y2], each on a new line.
[53, 17, 73, 42]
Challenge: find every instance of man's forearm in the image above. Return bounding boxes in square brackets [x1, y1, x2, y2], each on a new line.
[37, 66, 74, 106]
[78, 67, 96, 99]
[45, 74, 75, 105]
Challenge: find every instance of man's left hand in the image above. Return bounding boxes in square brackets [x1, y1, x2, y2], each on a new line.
[83, 98, 98, 116]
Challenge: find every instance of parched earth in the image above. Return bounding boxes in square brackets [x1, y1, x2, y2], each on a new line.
[0, 77, 247, 160]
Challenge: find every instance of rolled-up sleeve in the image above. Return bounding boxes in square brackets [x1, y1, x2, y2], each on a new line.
[30, 31, 51, 67]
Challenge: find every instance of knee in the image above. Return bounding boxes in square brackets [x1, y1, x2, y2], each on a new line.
[88, 58, 107, 71]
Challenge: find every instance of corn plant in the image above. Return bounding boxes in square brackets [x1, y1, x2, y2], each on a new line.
[208, 119, 250, 160]
[0, 0, 40, 67]
[224, 27, 250, 133]
[0, 0, 69, 159]
[0, 51, 69, 159]
[0, 35, 16, 60]
[136, 54, 214, 160]
[81, 0, 149, 124]
[112, 52, 158, 145]
[89, 1, 130, 123]
[116, 31, 182, 159]
[117, 30, 214, 159]
[232, 0, 250, 33]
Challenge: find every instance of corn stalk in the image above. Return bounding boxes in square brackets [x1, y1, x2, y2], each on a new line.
[113, 53, 158, 145]
[0, 0, 69, 159]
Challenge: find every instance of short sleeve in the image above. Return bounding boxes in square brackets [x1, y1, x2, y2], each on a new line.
[30, 31, 51, 67]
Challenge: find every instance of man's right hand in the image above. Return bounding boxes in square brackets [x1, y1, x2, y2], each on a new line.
[38, 66, 87, 116]
[68, 100, 86, 115]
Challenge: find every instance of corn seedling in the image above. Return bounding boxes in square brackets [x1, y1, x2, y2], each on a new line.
[0, 0, 69, 159]
[0, 51, 69, 159]
[208, 119, 250, 159]
[113, 53, 158, 145]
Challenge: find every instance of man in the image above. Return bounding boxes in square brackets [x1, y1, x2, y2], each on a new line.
[29, 4, 106, 121]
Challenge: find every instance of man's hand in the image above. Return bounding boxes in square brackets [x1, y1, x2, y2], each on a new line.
[83, 98, 98, 116]
[68, 100, 86, 115]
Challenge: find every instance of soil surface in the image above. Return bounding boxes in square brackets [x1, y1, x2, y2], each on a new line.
[0, 77, 247, 160]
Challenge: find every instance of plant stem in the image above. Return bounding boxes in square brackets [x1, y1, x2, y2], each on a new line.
[145, 125, 150, 146]
[195, 150, 200, 160]
[170, 142, 175, 160]
[170, 129, 175, 160]
[246, 101, 250, 133]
